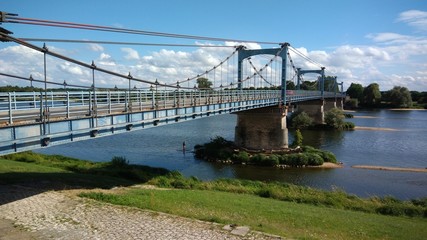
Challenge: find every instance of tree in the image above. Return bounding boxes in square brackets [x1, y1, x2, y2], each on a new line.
[286, 81, 296, 90]
[196, 77, 212, 89]
[363, 83, 381, 107]
[324, 108, 345, 129]
[300, 80, 318, 90]
[291, 129, 303, 147]
[387, 86, 413, 108]
[318, 76, 339, 92]
[346, 83, 364, 103]
[289, 111, 313, 129]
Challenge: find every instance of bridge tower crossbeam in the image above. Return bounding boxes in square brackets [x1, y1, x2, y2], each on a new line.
[296, 67, 326, 97]
[237, 43, 289, 104]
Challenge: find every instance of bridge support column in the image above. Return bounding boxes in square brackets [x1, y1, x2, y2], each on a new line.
[296, 100, 324, 124]
[234, 106, 288, 150]
[324, 99, 336, 112]
[336, 98, 344, 110]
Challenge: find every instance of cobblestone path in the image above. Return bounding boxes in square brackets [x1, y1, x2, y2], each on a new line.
[0, 185, 282, 240]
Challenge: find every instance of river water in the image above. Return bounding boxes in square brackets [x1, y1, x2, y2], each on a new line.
[36, 110, 427, 200]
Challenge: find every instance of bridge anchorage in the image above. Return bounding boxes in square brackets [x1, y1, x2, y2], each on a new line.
[0, 13, 345, 155]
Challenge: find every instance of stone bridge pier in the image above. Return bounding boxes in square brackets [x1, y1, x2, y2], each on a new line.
[296, 98, 343, 125]
[234, 106, 288, 150]
[296, 99, 325, 124]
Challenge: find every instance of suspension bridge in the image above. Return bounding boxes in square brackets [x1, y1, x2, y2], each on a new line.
[0, 12, 345, 155]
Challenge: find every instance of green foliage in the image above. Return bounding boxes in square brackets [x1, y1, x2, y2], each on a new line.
[194, 136, 338, 167]
[302, 145, 337, 163]
[289, 111, 313, 129]
[344, 113, 354, 118]
[286, 80, 295, 90]
[146, 176, 427, 219]
[324, 108, 345, 129]
[232, 151, 250, 163]
[2, 151, 169, 184]
[81, 187, 427, 240]
[346, 83, 364, 103]
[196, 77, 212, 89]
[306, 153, 324, 166]
[363, 83, 382, 107]
[320, 76, 340, 92]
[385, 86, 413, 108]
[300, 80, 318, 90]
[342, 121, 355, 130]
[110, 156, 129, 167]
[0, 85, 43, 92]
[291, 129, 303, 147]
[199, 136, 234, 160]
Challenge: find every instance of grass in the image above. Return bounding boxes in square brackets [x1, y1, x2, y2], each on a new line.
[80, 188, 427, 240]
[147, 172, 427, 218]
[0, 151, 169, 188]
[2, 151, 427, 239]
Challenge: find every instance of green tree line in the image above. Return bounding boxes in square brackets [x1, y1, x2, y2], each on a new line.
[346, 83, 427, 108]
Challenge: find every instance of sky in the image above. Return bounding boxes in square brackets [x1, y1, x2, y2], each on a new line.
[0, 0, 427, 91]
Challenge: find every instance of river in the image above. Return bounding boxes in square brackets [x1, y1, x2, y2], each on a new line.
[36, 109, 427, 200]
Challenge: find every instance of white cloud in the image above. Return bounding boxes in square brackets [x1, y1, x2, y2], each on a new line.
[366, 32, 411, 43]
[98, 53, 116, 66]
[397, 10, 427, 32]
[121, 47, 140, 60]
[88, 43, 104, 52]
[1, 9, 427, 92]
[58, 62, 85, 76]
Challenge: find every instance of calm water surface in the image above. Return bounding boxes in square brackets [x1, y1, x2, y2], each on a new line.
[37, 110, 427, 200]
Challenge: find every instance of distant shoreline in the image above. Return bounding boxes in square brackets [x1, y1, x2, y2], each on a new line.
[352, 165, 427, 173]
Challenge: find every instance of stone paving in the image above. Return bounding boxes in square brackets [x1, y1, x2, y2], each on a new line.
[0, 185, 282, 240]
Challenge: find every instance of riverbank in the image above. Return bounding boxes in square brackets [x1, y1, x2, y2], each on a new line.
[2, 152, 427, 239]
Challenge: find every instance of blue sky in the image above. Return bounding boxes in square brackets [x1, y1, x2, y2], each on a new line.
[1, 0, 427, 91]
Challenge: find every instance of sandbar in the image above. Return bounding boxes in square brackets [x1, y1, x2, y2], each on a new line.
[352, 165, 427, 173]
[354, 126, 399, 131]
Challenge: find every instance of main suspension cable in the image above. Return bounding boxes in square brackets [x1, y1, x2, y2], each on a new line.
[5, 15, 281, 45]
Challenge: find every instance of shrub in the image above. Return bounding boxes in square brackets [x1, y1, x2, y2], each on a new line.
[232, 151, 250, 163]
[342, 121, 355, 130]
[291, 129, 303, 147]
[320, 151, 337, 163]
[250, 154, 268, 166]
[306, 153, 324, 166]
[325, 108, 345, 129]
[286, 153, 308, 167]
[376, 204, 424, 217]
[266, 155, 280, 166]
[278, 154, 289, 165]
[201, 136, 234, 160]
[290, 111, 313, 129]
[110, 156, 129, 168]
[302, 146, 337, 163]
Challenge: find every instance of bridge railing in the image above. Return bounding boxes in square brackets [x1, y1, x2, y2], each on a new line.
[0, 90, 283, 125]
[0, 89, 344, 126]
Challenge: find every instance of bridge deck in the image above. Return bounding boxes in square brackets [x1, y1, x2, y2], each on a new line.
[0, 90, 342, 155]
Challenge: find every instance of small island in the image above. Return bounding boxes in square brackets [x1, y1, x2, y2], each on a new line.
[194, 134, 341, 169]
[193, 108, 351, 169]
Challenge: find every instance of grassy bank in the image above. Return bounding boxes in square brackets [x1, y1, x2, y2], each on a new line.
[0, 151, 169, 188]
[2, 152, 427, 239]
[81, 188, 427, 240]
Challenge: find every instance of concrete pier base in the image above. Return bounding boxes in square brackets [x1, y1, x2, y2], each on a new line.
[234, 106, 288, 150]
[296, 99, 324, 124]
